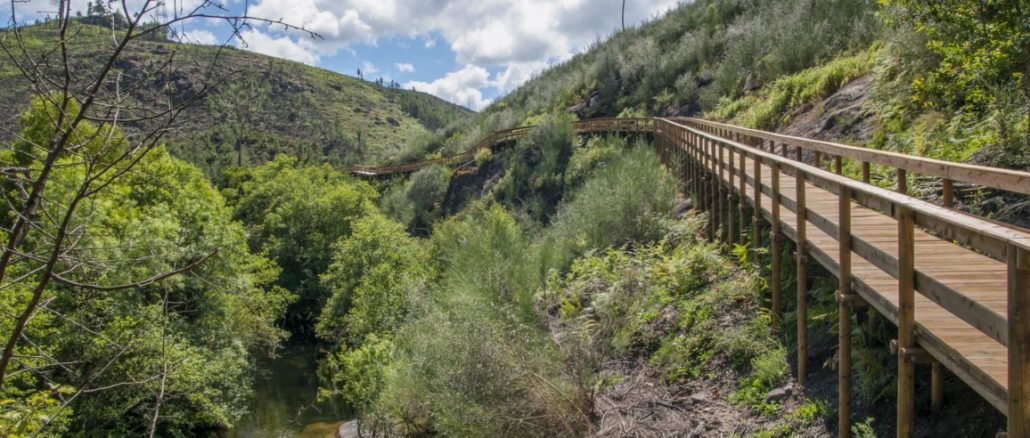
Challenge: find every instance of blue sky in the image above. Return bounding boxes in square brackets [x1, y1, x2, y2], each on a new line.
[3, 0, 682, 110]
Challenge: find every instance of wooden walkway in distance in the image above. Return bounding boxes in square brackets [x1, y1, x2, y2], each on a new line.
[344, 116, 1030, 437]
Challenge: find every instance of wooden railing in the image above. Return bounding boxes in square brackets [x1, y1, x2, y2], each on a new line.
[675, 117, 1030, 203]
[653, 117, 1030, 437]
[345, 116, 1030, 436]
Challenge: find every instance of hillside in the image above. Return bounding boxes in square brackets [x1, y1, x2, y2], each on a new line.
[0, 21, 471, 178]
[2, 1, 1027, 437]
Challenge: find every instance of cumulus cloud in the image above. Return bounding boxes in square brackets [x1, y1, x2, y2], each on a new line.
[242, 0, 677, 67]
[97, 0, 676, 105]
[395, 63, 415, 73]
[405, 65, 493, 111]
[362, 61, 379, 74]
[181, 29, 217, 45]
[238, 29, 321, 65]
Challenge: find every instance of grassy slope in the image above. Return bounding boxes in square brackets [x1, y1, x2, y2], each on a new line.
[0, 21, 471, 177]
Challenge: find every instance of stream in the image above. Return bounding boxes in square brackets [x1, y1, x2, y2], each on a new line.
[226, 341, 349, 438]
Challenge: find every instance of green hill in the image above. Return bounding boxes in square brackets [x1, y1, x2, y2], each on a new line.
[0, 21, 471, 179]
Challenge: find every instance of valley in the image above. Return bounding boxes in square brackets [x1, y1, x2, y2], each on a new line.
[0, 1, 1028, 437]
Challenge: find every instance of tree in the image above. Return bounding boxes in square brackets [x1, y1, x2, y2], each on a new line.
[316, 214, 430, 345]
[881, 0, 1030, 110]
[209, 65, 273, 167]
[0, 0, 313, 434]
[227, 155, 379, 335]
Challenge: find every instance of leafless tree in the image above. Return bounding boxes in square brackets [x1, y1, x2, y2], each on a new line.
[0, 0, 314, 433]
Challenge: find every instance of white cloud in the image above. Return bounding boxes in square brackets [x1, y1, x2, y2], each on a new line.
[362, 61, 379, 74]
[395, 63, 415, 73]
[242, 0, 678, 68]
[181, 29, 217, 45]
[405, 65, 493, 111]
[224, 0, 679, 104]
[238, 29, 320, 65]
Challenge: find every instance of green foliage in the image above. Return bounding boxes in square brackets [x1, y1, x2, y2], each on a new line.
[227, 155, 379, 334]
[378, 204, 588, 436]
[852, 417, 877, 438]
[495, 114, 578, 222]
[879, 0, 1030, 110]
[546, 145, 676, 261]
[709, 49, 878, 129]
[729, 348, 789, 416]
[320, 335, 394, 413]
[1, 100, 289, 435]
[317, 214, 431, 346]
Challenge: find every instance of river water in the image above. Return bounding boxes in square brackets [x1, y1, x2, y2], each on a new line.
[226, 341, 349, 438]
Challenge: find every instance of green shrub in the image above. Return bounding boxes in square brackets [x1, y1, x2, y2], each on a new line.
[379, 204, 589, 436]
[546, 145, 676, 262]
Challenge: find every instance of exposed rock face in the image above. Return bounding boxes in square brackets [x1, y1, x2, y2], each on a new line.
[337, 421, 359, 438]
[780, 74, 877, 144]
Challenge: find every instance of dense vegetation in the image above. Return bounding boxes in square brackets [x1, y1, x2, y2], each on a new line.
[3, 0, 1027, 436]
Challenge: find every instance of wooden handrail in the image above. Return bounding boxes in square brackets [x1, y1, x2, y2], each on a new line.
[655, 118, 1030, 436]
[676, 117, 1030, 196]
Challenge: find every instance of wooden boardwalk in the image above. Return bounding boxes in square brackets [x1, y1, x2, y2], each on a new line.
[659, 117, 1030, 438]
[345, 117, 1030, 437]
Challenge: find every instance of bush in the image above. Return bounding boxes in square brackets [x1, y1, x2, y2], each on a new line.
[546, 145, 676, 262]
[377, 204, 590, 436]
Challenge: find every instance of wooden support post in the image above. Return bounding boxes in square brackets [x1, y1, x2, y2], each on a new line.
[753, 156, 762, 259]
[835, 156, 843, 175]
[727, 147, 735, 246]
[897, 206, 916, 438]
[708, 139, 717, 242]
[839, 186, 853, 438]
[897, 168, 908, 195]
[862, 162, 870, 183]
[814, 151, 822, 168]
[771, 162, 782, 333]
[796, 169, 808, 386]
[738, 150, 746, 246]
[943, 179, 954, 209]
[1008, 243, 1030, 436]
[931, 360, 944, 413]
[717, 143, 725, 242]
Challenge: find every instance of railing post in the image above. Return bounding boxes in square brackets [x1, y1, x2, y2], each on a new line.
[707, 138, 716, 242]
[835, 156, 843, 175]
[931, 360, 943, 412]
[771, 162, 782, 333]
[718, 142, 726, 244]
[943, 179, 954, 208]
[839, 186, 854, 438]
[753, 156, 762, 259]
[897, 169, 908, 195]
[796, 169, 809, 385]
[1008, 243, 1030, 436]
[897, 205, 916, 438]
[727, 147, 736, 246]
[738, 149, 746, 246]
[862, 162, 870, 183]
[814, 151, 822, 168]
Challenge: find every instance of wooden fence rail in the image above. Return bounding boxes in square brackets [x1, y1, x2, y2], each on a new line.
[345, 116, 1030, 437]
[655, 118, 1030, 438]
